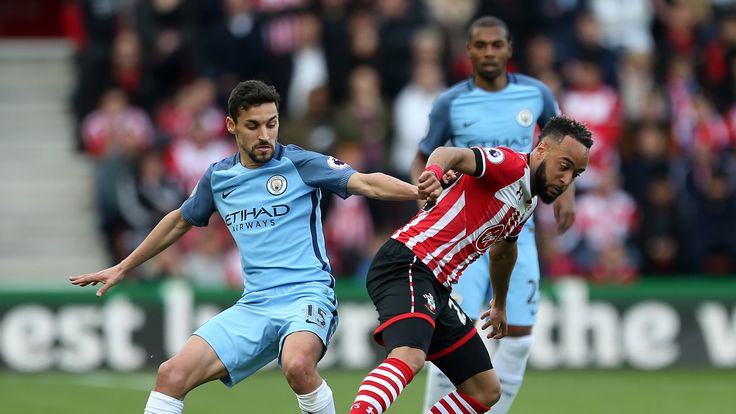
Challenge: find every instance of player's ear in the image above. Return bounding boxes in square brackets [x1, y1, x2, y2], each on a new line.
[226, 116, 236, 134]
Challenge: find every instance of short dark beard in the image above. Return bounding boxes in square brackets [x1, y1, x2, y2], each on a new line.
[243, 142, 275, 165]
[534, 159, 556, 204]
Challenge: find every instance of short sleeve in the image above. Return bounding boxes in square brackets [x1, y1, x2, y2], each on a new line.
[180, 165, 216, 226]
[287, 147, 357, 199]
[537, 82, 561, 128]
[473, 146, 525, 187]
[418, 96, 452, 156]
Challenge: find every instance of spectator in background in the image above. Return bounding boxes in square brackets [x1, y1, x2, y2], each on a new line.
[332, 65, 391, 172]
[280, 85, 337, 153]
[286, 12, 328, 118]
[347, 8, 380, 70]
[318, 0, 352, 102]
[621, 122, 673, 205]
[375, 0, 427, 98]
[589, 0, 654, 55]
[135, 0, 200, 103]
[571, 11, 618, 87]
[156, 77, 226, 144]
[166, 117, 235, 193]
[562, 57, 623, 189]
[201, 0, 268, 103]
[523, 33, 557, 79]
[572, 169, 639, 276]
[81, 88, 154, 158]
[636, 175, 687, 274]
[390, 60, 445, 178]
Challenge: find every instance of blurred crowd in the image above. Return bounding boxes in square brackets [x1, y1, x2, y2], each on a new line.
[62, 0, 736, 287]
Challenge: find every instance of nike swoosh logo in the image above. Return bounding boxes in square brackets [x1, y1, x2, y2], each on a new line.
[222, 189, 235, 199]
[463, 120, 480, 128]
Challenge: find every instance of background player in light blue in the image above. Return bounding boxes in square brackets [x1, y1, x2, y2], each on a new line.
[410, 17, 577, 413]
[70, 80, 433, 414]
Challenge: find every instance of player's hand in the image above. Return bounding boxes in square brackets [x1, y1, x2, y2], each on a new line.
[69, 265, 125, 297]
[442, 169, 458, 186]
[480, 299, 508, 339]
[553, 196, 575, 234]
[417, 170, 442, 202]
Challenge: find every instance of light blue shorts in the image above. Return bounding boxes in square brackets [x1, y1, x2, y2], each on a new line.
[450, 225, 540, 326]
[194, 281, 338, 387]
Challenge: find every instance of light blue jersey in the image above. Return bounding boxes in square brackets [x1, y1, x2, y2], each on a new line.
[179, 143, 355, 386]
[418, 74, 560, 325]
[181, 143, 356, 294]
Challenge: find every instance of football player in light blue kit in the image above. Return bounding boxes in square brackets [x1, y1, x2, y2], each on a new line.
[71, 80, 434, 414]
[410, 17, 576, 413]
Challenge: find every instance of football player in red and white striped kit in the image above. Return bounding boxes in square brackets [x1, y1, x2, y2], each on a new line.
[349, 116, 592, 414]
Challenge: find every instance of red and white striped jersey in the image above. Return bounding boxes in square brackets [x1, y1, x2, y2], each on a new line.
[392, 147, 538, 288]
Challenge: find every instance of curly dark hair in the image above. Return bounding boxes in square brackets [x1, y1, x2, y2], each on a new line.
[227, 80, 280, 121]
[539, 116, 594, 149]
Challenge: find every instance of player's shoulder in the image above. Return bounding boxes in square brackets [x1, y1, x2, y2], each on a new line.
[281, 144, 352, 170]
[211, 152, 240, 172]
[435, 78, 474, 106]
[508, 72, 553, 94]
[281, 143, 324, 163]
[477, 146, 527, 177]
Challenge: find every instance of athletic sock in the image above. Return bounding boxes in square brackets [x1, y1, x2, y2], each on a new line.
[427, 390, 490, 413]
[422, 362, 455, 411]
[350, 357, 415, 414]
[144, 391, 183, 414]
[490, 335, 534, 414]
[296, 380, 336, 414]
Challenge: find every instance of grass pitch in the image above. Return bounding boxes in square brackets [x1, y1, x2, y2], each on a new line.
[1, 368, 734, 413]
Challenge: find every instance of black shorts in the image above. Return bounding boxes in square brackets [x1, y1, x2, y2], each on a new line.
[366, 239, 479, 361]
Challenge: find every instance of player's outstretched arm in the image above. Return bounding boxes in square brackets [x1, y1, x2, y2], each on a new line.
[424, 147, 478, 176]
[481, 239, 517, 339]
[347, 172, 433, 201]
[69, 209, 192, 296]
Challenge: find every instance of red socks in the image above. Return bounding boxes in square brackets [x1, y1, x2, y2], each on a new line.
[350, 358, 415, 414]
[428, 390, 490, 413]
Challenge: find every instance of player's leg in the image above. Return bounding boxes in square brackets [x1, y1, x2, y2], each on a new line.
[486, 228, 539, 414]
[145, 293, 282, 413]
[144, 335, 227, 414]
[422, 253, 491, 411]
[350, 319, 430, 414]
[350, 239, 442, 414]
[278, 283, 340, 414]
[426, 299, 499, 413]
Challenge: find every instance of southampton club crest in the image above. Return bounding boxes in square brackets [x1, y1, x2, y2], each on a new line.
[266, 175, 287, 195]
[424, 293, 437, 314]
[516, 108, 533, 127]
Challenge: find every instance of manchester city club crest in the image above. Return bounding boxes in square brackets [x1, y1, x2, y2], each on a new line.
[327, 156, 350, 170]
[266, 175, 287, 195]
[423, 293, 437, 314]
[516, 108, 533, 127]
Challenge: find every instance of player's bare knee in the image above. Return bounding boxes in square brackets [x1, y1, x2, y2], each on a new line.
[388, 347, 425, 375]
[282, 354, 317, 387]
[155, 359, 189, 398]
[481, 377, 502, 407]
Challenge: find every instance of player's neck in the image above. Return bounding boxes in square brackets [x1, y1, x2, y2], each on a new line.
[239, 151, 265, 169]
[474, 72, 508, 92]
